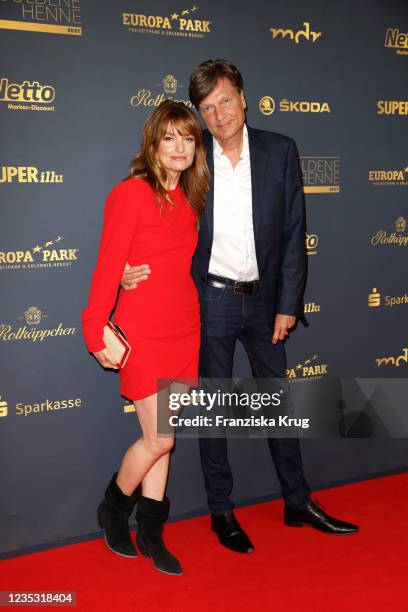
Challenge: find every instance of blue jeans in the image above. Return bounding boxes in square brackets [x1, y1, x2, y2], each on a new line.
[199, 283, 310, 514]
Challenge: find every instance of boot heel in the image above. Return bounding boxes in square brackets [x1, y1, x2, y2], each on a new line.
[97, 505, 104, 529]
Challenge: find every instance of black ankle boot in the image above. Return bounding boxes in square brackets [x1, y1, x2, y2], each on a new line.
[136, 495, 182, 575]
[97, 472, 140, 558]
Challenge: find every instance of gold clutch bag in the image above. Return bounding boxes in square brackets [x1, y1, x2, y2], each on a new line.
[103, 321, 131, 368]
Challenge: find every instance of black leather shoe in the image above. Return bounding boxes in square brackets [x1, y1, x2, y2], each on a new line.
[211, 512, 254, 553]
[284, 500, 359, 535]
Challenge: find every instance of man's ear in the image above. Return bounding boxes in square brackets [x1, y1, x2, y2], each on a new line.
[240, 89, 247, 110]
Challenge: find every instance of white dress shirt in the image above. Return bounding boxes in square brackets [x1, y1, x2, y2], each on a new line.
[208, 124, 259, 281]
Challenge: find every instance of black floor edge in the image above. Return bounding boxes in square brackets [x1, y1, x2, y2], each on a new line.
[1, 466, 407, 561]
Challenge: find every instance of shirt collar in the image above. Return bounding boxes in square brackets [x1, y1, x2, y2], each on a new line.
[213, 124, 249, 159]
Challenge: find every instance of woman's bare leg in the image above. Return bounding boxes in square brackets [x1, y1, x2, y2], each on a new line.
[116, 382, 190, 499]
[116, 388, 173, 497]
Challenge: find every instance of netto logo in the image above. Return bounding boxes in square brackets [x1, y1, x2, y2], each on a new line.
[377, 100, 408, 115]
[0, 78, 55, 110]
[0, 396, 8, 418]
[368, 166, 408, 187]
[286, 354, 329, 380]
[270, 21, 322, 44]
[376, 348, 408, 368]
[123, 5, 211, 39]
[0, 235, 79, 271]
[0, 166, 63, 184]
[384, 27, 408, 55]
[305, 233, 318, 255]
[259, 96, 330, 114]
[368, 288, 381, 308]
[371, 217, 408, 248]
[131, 74, 192, 109]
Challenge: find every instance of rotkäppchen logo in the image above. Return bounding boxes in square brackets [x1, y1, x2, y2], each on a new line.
[0, 165, 63, 184]
[130, 74, 192, 109]
[259, 96, 330, 115]
[122, 5, 211, 39]
[370, 217, 408, 248]
[0, 306, 77, 343]
[0, 77, 55, 112]
[384, 27, 408, 56]
[300, 157, 340, 193]
[0, 0, 81, 36]
[0, 235, 79, 272]
[269, 21, 322, 44]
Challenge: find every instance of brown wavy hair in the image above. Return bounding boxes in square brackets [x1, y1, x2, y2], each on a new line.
[128, 100, 209, 218]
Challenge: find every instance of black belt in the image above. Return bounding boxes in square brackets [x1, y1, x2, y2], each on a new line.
[207, 274, 260, 295]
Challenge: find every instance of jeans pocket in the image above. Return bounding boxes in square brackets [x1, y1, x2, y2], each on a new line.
[203, 285, 226, 301]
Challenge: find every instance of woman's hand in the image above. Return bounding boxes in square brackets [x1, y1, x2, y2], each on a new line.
[93, 347, 119, 369]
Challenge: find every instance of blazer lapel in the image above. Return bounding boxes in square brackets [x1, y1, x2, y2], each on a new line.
[203, 130, 214, 239]
[247, 125, 267, 246]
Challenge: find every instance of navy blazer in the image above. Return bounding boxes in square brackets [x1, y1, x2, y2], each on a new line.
[191, 125, 306, 329]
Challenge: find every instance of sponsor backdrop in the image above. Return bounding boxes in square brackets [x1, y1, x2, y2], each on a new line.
[1, 0, 407, 556]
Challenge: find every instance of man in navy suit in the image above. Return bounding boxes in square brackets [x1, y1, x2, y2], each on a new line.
[122, 59, 358, 552]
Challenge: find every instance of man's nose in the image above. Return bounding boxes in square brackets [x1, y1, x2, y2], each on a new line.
[214, 105, 225, 122]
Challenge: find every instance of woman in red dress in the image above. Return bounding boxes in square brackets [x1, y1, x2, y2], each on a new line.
[82, 101, 209, 575]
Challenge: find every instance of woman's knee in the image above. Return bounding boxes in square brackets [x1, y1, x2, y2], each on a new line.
[145, 436, 174, 456]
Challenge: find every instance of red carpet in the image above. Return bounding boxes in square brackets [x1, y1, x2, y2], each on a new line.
[2, 474, 407, 611]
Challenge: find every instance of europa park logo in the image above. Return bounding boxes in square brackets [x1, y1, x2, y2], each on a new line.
[259, 96, 330, 115]
[0, 77, 55, 112]
[0, 306, 77, 343]
[270, 21, 322, 44]
[368, 165, 408, 187]
[131, 74, 192, 109]
[0, 235, 79, 271]
[122, 5, 211, 39]
[286, 354, 329, 381]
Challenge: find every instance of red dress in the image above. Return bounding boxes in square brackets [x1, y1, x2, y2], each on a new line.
[82, 178, 200, 400]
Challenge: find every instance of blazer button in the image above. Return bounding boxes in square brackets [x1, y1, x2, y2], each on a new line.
[200, 276, 205, 282]
[207, 248, 211, 254]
